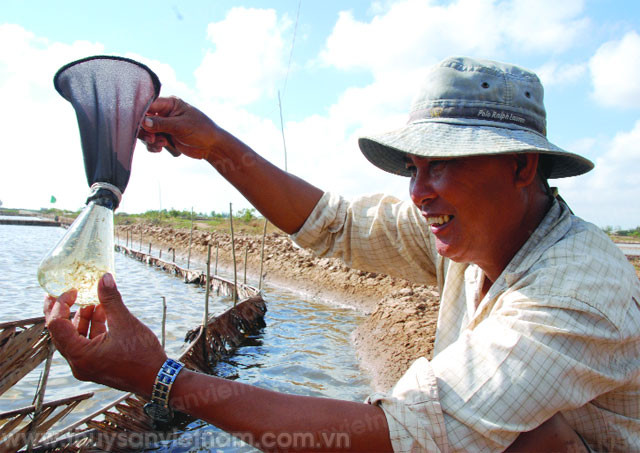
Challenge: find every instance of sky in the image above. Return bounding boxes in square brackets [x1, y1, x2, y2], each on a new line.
[1, 0, 639, 229]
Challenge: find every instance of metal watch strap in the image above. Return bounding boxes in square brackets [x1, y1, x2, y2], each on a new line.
[144, 358, 184, 426]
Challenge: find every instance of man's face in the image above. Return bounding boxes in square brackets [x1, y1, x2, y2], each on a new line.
[407, 154, 524, 267]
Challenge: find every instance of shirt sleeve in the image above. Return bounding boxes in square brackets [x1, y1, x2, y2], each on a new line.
[291, 191, 440, 286]
[367, 358, 451, 453]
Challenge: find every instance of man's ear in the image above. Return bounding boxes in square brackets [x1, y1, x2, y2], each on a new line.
[514, 153, 539, 188]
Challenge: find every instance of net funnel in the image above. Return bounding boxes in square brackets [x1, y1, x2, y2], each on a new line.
[54, 55, 161, 209]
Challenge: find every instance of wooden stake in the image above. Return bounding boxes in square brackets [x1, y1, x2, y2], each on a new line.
[203, 244, 212, 361]
[148, 242, 152, 255]
[243, 246, 248, 285]
[229, 203, 238, 306]
[215, 242, 219, 276]
[278, 90, 288, 172]
[139, 230, 143, 251]
[161, 296, 167, 350]
[259, 219, 268, 290]
[26, 342, 54, 451]
[187, 207, 194, 269]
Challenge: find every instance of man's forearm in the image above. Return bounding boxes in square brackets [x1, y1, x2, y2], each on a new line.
[170, 369, 393, 452]
[205, 128, 324, 234]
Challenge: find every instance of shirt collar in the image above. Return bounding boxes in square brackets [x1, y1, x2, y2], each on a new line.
[501, 198, 572, 286]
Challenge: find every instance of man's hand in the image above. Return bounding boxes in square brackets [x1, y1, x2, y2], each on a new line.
[44, 273, 167, 397]
[138, 96, 220, 160]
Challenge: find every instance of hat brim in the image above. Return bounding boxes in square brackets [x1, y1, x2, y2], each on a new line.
[358, 121, 594, 179]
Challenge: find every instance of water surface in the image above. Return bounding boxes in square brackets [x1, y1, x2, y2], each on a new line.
[0, 224, 371, 451]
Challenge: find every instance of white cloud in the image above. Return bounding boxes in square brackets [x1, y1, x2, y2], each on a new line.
[589, 31, 640, 109]
[127, 53, 193, 100]
[497, 0, 589, 53]
[320, 0, 589, 77]
[320, 0, 501, 76]
[535, 61, 587, 86]
[556, 120, 640, 228]
[194, 7, 292, 105]
[0, 24, 105, 211]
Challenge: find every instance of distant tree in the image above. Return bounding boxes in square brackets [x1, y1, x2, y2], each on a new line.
[237, 208, 256, 222]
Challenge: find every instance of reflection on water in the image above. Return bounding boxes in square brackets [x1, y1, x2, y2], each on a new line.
[0, 225, 371, 450]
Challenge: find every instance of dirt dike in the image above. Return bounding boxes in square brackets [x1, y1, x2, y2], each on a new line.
[116, 223, 440, 392]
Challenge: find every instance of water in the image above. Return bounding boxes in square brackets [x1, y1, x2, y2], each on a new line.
[0, 216, 42, 221]
[0, 225, 371, 450]
[618, 242, 640, 256]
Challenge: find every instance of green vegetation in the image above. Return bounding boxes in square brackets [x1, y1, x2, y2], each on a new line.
[115, 208, 275, 235]
[0, 206, 273, 235]
[603, 226, 640, 242]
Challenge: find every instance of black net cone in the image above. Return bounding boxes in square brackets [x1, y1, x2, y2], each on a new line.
[54, 56, 161, 209]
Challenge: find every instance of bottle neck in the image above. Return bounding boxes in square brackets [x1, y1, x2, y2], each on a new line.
[86, 189, 118, 210]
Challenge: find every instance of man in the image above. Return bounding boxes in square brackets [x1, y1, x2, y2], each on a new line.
[45, 57, 639, 451]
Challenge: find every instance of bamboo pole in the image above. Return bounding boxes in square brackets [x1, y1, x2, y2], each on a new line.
[229, 203, 238, 306]
[148, 242, 152, 255]
[215, 242, 219, 276]
[26, 342, 55, 452]
[187, 207, 194, 269]
[278, 90, 288, 172]
[172, 248, 176, 263]
[139, 230, 143, 251]
[202, 244, 212, 361]
[243, 246, 248, 284]
[161, 297, 167, 350]
[259, 219, 268, 290]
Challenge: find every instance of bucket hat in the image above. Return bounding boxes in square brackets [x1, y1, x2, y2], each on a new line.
[358, 56, 594, 179]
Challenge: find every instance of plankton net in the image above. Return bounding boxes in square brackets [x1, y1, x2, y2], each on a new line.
[37, 56, 161, 305]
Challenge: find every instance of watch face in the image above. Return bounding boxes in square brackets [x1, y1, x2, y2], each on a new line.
[144, 402, 173, 424]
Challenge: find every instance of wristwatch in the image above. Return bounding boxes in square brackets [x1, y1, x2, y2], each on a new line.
[143, 358, 185, 429]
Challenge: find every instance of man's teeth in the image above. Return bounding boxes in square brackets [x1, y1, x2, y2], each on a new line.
[427, 215, 451, 226]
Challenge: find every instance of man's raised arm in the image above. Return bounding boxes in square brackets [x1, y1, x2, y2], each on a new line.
[139, 96, 324, 234]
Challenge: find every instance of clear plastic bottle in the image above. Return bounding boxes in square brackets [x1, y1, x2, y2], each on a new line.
[37, 201, 115, 306]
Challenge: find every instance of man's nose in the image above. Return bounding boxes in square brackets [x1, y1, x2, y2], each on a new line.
[409, 171, 437, 207]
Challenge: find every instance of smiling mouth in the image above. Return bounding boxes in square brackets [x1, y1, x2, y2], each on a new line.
[425, 215, 453, 227]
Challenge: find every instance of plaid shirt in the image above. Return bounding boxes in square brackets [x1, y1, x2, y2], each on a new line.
[293, 192, 640, 452]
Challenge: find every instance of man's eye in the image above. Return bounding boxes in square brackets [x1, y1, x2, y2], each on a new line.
[405, 164, 417, 175]
[429, 160, 448, 174]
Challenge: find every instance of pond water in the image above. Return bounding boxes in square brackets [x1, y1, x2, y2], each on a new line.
[0, 224, 371, 451]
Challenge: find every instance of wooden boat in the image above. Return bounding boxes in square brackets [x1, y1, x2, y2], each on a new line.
[1, 245, 267, 452]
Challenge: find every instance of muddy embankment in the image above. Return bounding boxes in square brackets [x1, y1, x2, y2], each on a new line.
[116, 224, 440, 392]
